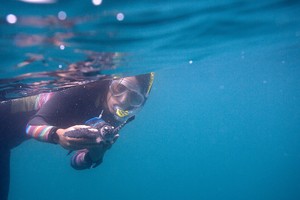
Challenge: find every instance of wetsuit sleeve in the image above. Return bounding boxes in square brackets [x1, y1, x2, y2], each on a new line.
[71, 150, 103, 170]
[26, 124, 58, 143]
[26, 88, 83, 143]
[25, 100, 63, 144]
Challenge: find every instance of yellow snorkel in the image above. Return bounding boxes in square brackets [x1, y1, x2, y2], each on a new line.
[116, 108, 129, 118]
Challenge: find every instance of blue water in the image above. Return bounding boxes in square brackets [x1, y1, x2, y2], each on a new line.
[1, 0, 300, 200]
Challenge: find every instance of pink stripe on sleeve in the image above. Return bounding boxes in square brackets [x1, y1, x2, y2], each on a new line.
[26, 125, 55, 142]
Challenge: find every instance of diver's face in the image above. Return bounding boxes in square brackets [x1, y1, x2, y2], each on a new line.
[107, 77, 144, 120]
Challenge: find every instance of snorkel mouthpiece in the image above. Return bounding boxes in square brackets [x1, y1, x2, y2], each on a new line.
[116, 108, 129, 118]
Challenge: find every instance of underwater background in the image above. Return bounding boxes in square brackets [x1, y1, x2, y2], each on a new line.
[1, 0, 300, 199]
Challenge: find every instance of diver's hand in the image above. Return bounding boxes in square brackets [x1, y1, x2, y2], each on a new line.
[87, 134, 119, 162]
[88, 145, 106, 162]
[56, 125, 103, 150]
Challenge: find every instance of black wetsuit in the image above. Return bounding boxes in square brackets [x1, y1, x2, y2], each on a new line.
[0, 79, 121, 200]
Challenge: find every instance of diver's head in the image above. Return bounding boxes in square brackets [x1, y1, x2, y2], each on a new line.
[107, 72, 154, 121]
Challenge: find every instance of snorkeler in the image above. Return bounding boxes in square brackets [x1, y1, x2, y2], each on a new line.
[0, 73, 154, 200]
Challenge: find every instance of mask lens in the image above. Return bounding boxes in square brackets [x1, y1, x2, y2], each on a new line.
[110, 79, 145, 107]
[111, 81, 127, 96]
[129, 91, 144, 106]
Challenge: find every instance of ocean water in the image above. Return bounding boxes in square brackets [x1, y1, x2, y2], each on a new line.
[1, 0, 300, 200]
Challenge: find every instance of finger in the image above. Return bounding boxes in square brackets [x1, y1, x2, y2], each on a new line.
[64, 140, 102, 150]
[68, 137, 103, 147]
[71, 125, 99, 132]
[72, 125, 91, 129]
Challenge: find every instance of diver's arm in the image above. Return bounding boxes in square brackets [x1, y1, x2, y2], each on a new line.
[70, 147, 105, 170]
[27, 119, 105, 150]
[26, 116, 59, 143]
[26, 90, 103, 149]
[26, 91, 70, 143]
[70, 150, 100, 170]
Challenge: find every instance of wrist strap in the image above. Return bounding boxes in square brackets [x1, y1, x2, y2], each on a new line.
[48, 127, 59, 144]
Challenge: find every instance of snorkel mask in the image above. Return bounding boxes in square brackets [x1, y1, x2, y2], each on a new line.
[110, 72, 154, 121]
